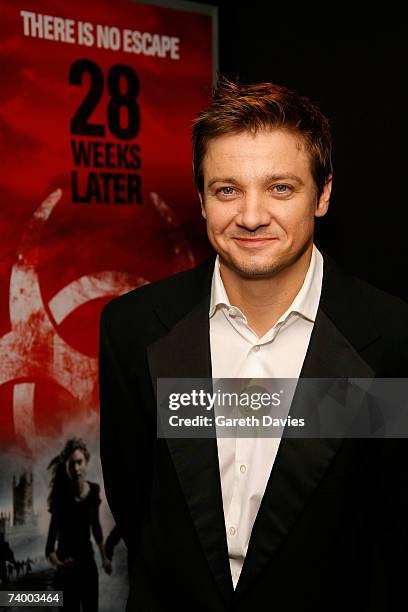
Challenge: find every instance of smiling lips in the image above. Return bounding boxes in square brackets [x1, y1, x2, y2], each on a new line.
[233, 237, 278, 246]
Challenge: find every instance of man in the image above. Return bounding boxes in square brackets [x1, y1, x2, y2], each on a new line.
[99, 77, 408, 611]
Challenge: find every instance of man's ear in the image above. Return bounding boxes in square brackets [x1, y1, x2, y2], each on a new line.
[199, 191, 206, 219]
[315, 174, 332, 218]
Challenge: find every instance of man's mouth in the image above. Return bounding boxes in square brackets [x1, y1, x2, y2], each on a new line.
[232, 237, 278, 245]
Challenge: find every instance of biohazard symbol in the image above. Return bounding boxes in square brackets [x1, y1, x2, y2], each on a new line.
[0, 189, 195, 450]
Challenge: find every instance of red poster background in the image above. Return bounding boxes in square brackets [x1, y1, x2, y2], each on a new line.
[0, 0, 213, 449]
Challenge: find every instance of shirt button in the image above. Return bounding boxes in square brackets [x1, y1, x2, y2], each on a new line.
[252, 345, 260, 352]
[229, 526, 236, 536]
[228, 308, 236, 318]
[240, 464, 246, 474]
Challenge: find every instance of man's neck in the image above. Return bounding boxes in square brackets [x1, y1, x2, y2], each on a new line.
[219, 246, 313, 338]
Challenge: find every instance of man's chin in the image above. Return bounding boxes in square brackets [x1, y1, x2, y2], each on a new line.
[218, 242, 312, 279]
[223, 257, 286, 279]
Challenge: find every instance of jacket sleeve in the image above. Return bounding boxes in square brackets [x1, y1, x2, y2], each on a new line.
[98, 303, 152, 558]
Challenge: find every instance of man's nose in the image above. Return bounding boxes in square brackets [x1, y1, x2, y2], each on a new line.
[235, 192, 271, 231]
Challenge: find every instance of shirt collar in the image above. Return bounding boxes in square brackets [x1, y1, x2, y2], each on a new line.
[209, 244, 323, 324]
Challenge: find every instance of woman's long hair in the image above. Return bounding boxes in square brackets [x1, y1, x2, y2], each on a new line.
[47, 437, 90, 512]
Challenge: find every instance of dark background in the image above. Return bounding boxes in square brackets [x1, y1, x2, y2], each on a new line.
[190, 1, 407, 301]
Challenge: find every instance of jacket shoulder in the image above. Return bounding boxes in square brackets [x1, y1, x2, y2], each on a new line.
[100, 255, 214, 347]
[322, 252, 408, 337]
[353, 276, 408, 329]
[348, 274, 408, 374]
[317, 253, 408, 373]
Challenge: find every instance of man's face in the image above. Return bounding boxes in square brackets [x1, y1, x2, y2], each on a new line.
[200, 129, 331, 278]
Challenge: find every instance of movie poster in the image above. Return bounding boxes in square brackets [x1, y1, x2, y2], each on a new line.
[0, 0, 214, 607]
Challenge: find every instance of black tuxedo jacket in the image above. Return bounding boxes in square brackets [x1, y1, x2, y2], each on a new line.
[99, 253, 408, 611]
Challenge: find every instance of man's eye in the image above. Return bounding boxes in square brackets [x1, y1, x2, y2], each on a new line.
[274, 184, 289, 193]
[218, 187, 235, 195]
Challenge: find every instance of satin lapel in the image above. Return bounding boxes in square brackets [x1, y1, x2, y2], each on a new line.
[147, 295, 234, 604]
[236, 278, 378, 597]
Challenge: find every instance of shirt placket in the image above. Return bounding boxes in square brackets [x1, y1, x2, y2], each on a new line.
[224, 434, 249, 586]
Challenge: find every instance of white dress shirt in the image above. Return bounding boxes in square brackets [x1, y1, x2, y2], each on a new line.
[209, 245, 324, 588]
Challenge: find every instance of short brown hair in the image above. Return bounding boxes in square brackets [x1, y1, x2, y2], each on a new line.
[192, 76, 332, 197]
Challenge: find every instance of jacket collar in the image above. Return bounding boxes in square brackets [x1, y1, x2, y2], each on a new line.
[153, 250, 380, 353]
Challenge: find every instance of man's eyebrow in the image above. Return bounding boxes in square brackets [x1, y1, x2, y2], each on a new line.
[206, 173, 305, 189]
[207, 177, 240, 188]
[263, 173, 305, 185]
